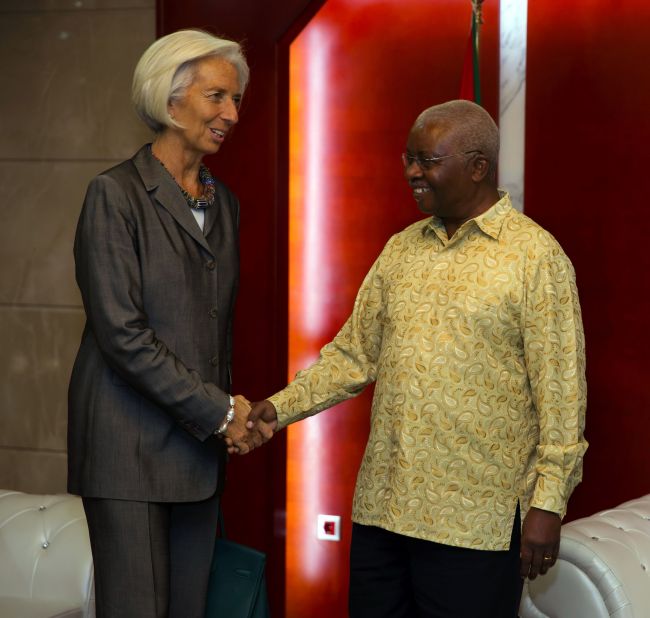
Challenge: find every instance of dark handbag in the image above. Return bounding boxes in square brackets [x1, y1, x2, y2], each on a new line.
[205, 510, 270, 618]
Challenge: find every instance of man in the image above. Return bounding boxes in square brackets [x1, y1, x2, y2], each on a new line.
[243, 100, 587, 617]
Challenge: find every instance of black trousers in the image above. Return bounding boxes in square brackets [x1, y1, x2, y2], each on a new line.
[349, 507, 523, 618]
[83, 493, 220, 618]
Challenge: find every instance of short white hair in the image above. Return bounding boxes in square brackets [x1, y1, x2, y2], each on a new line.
[132, 29, 249, 133]
[415, 100, 499, 180]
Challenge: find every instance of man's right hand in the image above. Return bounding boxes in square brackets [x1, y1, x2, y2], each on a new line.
[246, 400, 278, 429]
[224, 398, 278, 455]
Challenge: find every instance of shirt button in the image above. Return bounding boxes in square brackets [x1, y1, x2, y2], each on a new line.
[210, 356, 219, 367]
[209, 308, 218, 318]
[205, 260, 216, 271]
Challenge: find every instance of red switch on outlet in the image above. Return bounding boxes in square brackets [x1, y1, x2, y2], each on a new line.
[317, 514, 341, 541]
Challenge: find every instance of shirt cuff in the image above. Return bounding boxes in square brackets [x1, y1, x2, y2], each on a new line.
[530, 476, 569, 519]
[266, 392, 291, 431]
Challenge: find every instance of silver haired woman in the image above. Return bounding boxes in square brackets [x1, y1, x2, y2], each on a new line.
[67, 29, 274, 618]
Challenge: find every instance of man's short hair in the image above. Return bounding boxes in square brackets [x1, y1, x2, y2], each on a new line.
[415, 100, 499, 180]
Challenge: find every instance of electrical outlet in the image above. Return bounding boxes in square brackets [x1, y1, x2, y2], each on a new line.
[316, 514, 341, 541]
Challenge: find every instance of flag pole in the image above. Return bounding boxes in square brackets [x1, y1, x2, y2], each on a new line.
[472, 0, 484, 105]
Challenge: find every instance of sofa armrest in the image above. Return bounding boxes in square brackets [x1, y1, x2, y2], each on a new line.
[520, 495, 650, 618]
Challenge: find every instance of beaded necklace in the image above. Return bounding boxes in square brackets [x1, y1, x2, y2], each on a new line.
[151, 149, 216, 210]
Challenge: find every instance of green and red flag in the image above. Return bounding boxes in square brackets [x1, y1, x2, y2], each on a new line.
[459, 0, 484, 105]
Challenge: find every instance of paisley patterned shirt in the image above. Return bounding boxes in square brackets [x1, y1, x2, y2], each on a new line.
[269, 193, 587, 550]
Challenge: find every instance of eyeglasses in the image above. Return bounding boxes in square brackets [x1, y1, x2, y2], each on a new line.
[401, 150, 482, 171]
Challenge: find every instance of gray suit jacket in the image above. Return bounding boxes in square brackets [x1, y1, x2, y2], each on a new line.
[68, 145, 237, 502]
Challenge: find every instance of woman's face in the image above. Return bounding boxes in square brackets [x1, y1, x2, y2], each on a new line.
[168, 56, 241, 157]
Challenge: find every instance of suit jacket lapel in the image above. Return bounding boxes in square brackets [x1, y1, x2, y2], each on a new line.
[203, 201, 217, 238]
[132, 145, 214, 257]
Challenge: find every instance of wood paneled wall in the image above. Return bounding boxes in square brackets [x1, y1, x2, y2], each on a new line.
[524, 0, 650, 521]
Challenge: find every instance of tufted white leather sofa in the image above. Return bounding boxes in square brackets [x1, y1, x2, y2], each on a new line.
[0, 489, 94, 618]
[520, 494, 650, 618]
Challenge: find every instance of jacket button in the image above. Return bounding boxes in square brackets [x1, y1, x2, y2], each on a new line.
[209, 308, 218, 318]
[205, 260, 216, 271]
[210, 356, 219, 367]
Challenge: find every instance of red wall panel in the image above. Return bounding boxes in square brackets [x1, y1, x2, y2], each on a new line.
[286, 1, 499, 614]
[157, 3, 323, 617]
[525, 0, 650, 520]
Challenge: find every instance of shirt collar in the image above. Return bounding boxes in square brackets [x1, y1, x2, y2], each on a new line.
[423, 191, 513, 242]
[472, 191, 512, 240]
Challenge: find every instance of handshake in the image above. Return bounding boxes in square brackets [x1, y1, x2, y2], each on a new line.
[220, 395, 278, 455]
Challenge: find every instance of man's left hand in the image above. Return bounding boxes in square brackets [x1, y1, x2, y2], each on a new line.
[520, 507, 561, 580]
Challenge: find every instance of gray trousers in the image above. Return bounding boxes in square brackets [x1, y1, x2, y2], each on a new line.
[83, 493, 220, 618]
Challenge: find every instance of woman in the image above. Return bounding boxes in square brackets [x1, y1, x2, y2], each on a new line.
[67, 29, 272, 618]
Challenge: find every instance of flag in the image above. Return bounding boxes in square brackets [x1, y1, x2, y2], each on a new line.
[459, 0, 483, 105]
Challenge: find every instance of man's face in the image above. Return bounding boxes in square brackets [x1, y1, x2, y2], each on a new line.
[403, 123, 475, 218]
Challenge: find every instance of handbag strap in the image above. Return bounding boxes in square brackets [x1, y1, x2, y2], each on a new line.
[218, 506, 227, 539]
